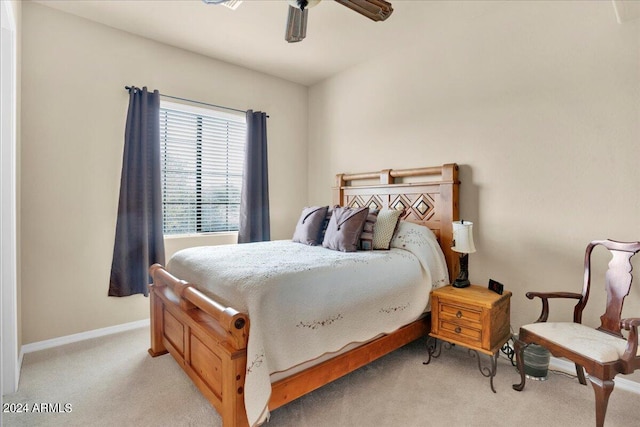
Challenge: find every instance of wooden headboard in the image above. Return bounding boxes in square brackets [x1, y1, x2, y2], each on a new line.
[333, 163, 460, 283]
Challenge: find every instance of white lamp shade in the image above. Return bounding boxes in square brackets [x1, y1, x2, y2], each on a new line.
[452, 220, 476, 253]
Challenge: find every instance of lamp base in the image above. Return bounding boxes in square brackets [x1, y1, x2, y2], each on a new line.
[452, 279, 470, 288]
[453, 252, 471, 288]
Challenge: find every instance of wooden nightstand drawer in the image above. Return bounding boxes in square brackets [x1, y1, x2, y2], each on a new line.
[439, 320, 482, 346]
[439, 302, 482, 325]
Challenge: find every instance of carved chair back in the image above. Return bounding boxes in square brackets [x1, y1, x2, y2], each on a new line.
[578, 240, 640, 337]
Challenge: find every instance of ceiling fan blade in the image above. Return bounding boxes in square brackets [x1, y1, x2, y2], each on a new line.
[334, 0, 393, 21]
[285, 5, 309, 43]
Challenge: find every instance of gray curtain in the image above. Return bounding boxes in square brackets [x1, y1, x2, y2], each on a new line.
[238, 110, 270, 243]
[109, 86, 165, 297]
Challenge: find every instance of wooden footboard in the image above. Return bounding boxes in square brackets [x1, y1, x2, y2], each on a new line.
[149, 264, 430, 427]
[148, 264, 250, 427]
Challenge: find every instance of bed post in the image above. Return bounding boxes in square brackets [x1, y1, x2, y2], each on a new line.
[148, 264, 168, 357]
[333, 173, 346, 205]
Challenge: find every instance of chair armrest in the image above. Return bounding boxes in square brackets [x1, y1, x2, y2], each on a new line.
[621, 317, 640, 372]
[526, 291, 583, 323]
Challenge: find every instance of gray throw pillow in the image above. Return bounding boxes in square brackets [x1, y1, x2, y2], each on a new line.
[292, 206, 330, 245]
[322, 206, 370, 252]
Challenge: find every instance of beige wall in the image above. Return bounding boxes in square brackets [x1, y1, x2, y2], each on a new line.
[20, 2, 308, 344]
[308, 0, 640, 337]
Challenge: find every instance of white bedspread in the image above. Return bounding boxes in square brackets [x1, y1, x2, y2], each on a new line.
[167, 221, 448, 426]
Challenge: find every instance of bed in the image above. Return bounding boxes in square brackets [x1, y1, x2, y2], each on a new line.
[148, 163, 460, 426]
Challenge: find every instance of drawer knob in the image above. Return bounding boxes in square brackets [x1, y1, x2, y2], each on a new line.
[456, 311, 462, 318]
[455, 326, 461, 334]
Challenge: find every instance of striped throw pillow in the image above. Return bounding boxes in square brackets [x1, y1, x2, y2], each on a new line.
[359, 209, 379, 250]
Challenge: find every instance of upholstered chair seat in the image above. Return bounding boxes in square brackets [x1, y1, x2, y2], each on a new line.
[522, 322, 640, 364]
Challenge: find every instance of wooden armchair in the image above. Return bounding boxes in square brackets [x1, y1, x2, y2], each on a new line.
[513, 239, 640, 427]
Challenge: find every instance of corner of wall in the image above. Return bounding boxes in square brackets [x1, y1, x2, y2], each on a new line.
[12, 0, 23, 356]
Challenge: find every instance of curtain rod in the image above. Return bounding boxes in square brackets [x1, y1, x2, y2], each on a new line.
[124, 86, 268, 117]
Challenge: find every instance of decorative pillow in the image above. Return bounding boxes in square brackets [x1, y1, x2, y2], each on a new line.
[359, 209, 379, 250]
[292, 206, 330, 245]
[372, 208, 404, 249]
[322, 206, 370, 252]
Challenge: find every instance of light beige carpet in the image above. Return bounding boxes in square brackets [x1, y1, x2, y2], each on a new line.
[2, 326, 639, 426]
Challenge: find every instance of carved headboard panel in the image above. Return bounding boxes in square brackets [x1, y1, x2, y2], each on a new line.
[333, 164, 460, 283]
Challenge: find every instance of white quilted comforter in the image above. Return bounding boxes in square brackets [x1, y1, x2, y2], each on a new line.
[167, 221, 448, 426]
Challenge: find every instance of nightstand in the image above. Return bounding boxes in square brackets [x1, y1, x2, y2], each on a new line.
[424, 284, 511, 392]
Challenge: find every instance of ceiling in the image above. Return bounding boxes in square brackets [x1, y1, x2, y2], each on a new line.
[33, 0, 453, 86]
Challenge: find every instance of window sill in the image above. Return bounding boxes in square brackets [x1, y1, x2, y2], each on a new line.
[163, 231, 238, 240]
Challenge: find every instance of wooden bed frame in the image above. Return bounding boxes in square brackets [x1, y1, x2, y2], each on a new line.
[148, 163, 460, 426]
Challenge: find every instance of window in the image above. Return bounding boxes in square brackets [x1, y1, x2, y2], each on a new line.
[160, 101, 246, 235]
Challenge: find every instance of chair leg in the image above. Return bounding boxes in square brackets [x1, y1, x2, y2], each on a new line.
[512, 336, 527, 391]
[575, 363, 587, 385]
[588, 377, 614, 427]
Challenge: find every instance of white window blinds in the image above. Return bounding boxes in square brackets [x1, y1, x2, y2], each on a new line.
[160, 101, 246, 235]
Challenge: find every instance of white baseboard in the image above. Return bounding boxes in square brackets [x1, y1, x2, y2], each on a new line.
[550, 356, 640, 395]
[20, 319, 150, 357]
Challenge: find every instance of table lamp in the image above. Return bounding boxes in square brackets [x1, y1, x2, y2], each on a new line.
[451, 220, 476, 288]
